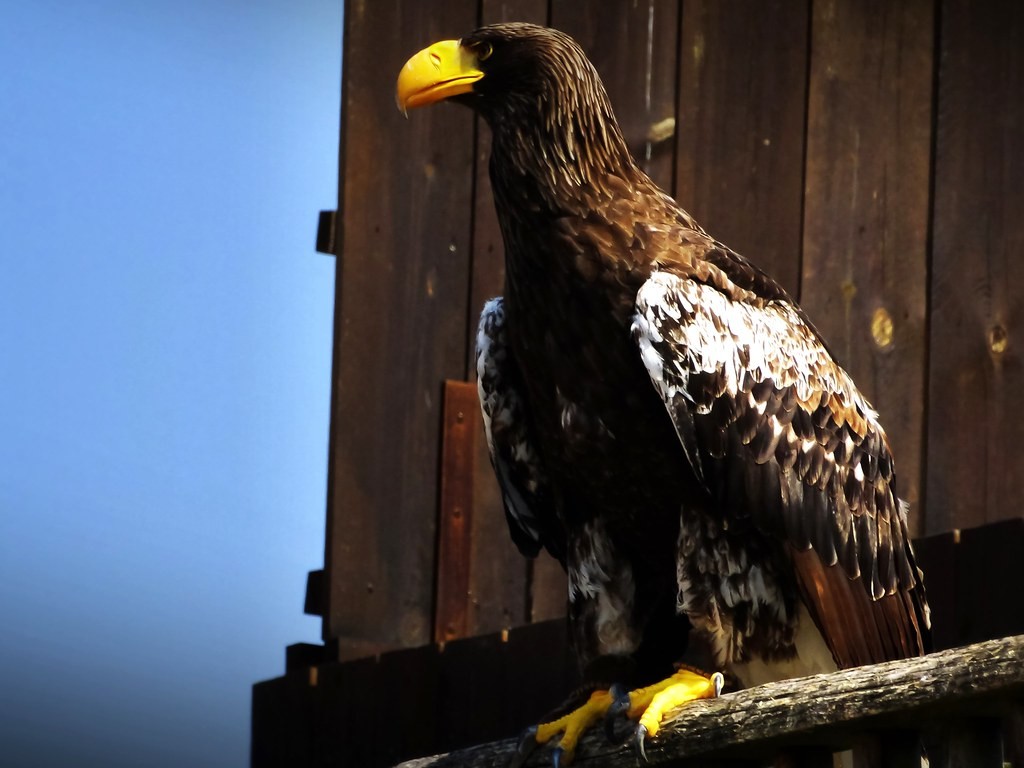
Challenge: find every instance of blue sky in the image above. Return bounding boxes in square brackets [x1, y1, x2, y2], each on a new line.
[0, 1, 340, 765]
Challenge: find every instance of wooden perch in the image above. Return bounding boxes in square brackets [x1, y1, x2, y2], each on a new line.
[393, 634, 1024, 768]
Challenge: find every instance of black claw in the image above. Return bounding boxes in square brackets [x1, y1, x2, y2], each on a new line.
[635, 724, 649, 763]
[603, 684, 632, 744]
[551, 746, 564, 768]
[509, 725, 539, 768]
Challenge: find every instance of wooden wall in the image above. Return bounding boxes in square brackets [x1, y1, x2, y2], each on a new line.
[316, 0, 1024, 660]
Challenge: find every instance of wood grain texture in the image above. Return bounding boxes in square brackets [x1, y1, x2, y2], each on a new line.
[675, 0, 809, 296]
[926, 0, 1024, 534]
[466, 0, 551, 639]
[392, 634, 1024, 767]
[323, 0, 479, 651]
[801, 0, 934, 536]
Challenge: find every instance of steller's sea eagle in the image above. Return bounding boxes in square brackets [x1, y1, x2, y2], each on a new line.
[397, 22, 930, 765]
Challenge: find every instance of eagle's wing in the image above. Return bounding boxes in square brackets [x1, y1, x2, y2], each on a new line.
[631, 270, 930, 667]
[476, 298, 566, 564]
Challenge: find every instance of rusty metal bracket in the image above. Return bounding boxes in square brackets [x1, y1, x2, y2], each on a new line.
[434, 379, 478, 644]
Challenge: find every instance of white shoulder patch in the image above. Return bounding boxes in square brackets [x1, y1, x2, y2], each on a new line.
[631, 271, 878, 422]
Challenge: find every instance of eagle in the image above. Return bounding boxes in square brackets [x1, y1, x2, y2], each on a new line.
[397, 22, 931, 764]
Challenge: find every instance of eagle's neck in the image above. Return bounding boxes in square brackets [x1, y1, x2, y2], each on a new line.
[485, 92, 640, 217]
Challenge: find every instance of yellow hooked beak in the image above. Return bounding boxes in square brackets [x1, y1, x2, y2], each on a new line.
[396, 39, 484, 114]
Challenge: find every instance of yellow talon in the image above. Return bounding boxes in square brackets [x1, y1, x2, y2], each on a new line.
[534, 689, 614, 762]
[633, 668, 724, 739]
[521, 668, 723, 764]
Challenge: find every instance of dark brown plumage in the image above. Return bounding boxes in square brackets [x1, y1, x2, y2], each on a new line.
[401, 20, 930, 699]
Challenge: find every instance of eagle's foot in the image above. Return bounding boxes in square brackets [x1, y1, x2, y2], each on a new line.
[512, 669, 723, 766]
[511, 688, 616, 766]
[614, 668, 725, 761]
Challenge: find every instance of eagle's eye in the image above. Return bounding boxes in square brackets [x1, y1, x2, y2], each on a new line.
[477, 42, 493, 61]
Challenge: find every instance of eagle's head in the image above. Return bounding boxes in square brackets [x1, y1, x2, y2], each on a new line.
[397, 23, 635, 196]
[397, 24, 599, 120]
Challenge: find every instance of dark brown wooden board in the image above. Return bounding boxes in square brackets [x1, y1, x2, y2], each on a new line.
[954, 518, 1024, 647]
[800, 0, 934, 535]
[926, 0, 1024, 535]
[674, 0, 809, 297]
[392, 635, 1024, 767]
[314, 656, 379, 767]
[910, 529, 959, 652]
[251, 672, 315, 768]
[465, 0, 552, 640]
[323, 0, 480, 652]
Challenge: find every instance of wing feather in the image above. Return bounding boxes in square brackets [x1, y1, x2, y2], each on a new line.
[632, 271, 930, 666]
[476, 298, 565, 563]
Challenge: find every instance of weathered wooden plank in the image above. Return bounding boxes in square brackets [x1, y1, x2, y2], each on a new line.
[251, 672, 315, 767]
[800, 0, 934, 536]
[774, 746, 835, 768]
[379, 645, 442, 766]
[955, 518, 1024, 646]
[910, 529, 959, 651]
[941, 718, 1003, 768]
[551, 0, 680, 190]
[850, 731, 921, 768]
[314, 656, 379, 766]
[501, 620, 580, 728]
[436, 380, 479, 643]
[323, 0, 480, 652]
[1004, 703, 1024, 768]
[391, 635, 1024, 767]
[926, 0, 1024, 535]
[675, 0, 809, 297]
[437, 632, 509, 751]
[466, 0, 551, 640]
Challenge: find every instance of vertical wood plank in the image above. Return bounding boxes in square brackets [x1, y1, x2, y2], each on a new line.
[324, 0, 479, 652]
[853, 731, 922, 768]
[675, 0, 809, 297]
[909, 529, 959, 650]
[955, 518, 1024, 645]
[251, 675, 315, 767]
[315, 656, 378, 767]
[1004, 703, 1024, 768]
[466, 0, 551, 638]
[774, 746, 836, 768]
[943, 719, 1004, 768]
[435, 381, 478, 643]
[801, 0, 934, 534]
[926, 0, 1024, 535]
[376, 645, 441, 765]
[436, 633, 509, 751]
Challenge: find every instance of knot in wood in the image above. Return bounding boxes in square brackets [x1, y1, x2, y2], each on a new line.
[989, 324, 1008, 355]
[871, 307, 894, 349]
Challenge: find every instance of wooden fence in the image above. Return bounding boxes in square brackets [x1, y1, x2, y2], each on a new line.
[394, 635, 1024, 768]
[253, 0, 1024, 764]
[256, 522, 1024, 767]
